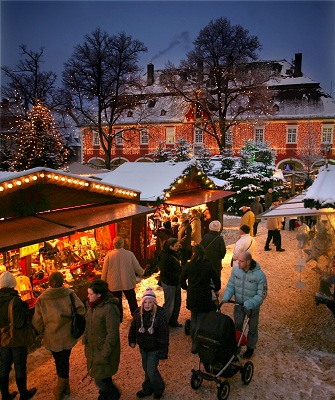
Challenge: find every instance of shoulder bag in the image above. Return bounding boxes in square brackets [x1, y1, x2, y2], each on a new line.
[70, 292, 86, 339]
[0, 298, 37, 347]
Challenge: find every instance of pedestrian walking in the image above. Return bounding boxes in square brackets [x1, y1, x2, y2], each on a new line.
[250, 196, 264, 236]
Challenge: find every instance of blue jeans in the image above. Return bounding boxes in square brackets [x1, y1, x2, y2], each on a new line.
[161, 282, 181, 325]
[0, 346, 27, 379]
[140, 349, 165, 395]
[234, 305, 260, 349]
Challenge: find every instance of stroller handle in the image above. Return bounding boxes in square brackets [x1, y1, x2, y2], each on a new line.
[219, 300, 243, 307]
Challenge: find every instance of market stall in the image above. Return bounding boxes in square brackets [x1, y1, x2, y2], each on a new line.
[0, 167, 152, 303]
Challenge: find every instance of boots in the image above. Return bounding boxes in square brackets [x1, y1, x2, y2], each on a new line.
[52, 377, 69, 400]
[0, 375, 18, 400]
[15, 377, 36, 400]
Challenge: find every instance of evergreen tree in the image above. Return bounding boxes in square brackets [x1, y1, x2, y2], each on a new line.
[172, 138, 192, 162]
[12, 101, 68, 171]
[222, 140, 281, 214]
[150, 141, 172, 162]
[0, 138, 13, 171]
[195, 146, 213, 174]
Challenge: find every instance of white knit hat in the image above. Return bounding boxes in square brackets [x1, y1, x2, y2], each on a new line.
[0, 271, 17, 289]
[142, 287, 157, 304]
[209, 220, 221, 232]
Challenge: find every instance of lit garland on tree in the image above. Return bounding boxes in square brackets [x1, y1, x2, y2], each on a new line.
[12, 101, 69, 171]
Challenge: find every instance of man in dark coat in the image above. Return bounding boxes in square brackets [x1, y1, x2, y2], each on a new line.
[200, 220, 226, 282]
[177, 213, 192, 266]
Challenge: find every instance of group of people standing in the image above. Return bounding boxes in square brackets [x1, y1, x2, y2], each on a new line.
[0, 201, 270, 399]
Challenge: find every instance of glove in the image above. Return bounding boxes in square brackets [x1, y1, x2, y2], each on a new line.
[243, 306, 252, 317]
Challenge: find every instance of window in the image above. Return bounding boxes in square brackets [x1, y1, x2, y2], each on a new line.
[322, 124, 333, 144]
[115, 130, 123, 146]
[166, 127, 175, 144]
[127, 111, 133, 118]
[286, 126, 297, 144]
[140, 129, 149, 145]
[194, 127, 203, 144]
[93, 132, 100, 146]
[160, 109, 167, 116]
[254, 128, 264, 143]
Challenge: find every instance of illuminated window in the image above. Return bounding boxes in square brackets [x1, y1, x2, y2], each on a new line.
[254, 128, 264, 143]
[115, 130, 123, 146]
[166, 127, 175, 144]
[322, 125, 333, 144]
[286, 126, 297, 144]
[140, 129, 149, 145]
[93, 132, 100, 146]
[194, 127, 203, 144]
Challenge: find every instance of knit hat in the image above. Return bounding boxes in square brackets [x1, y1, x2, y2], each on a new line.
[139, 288, 157, 334]
[142, 288, 157, 304]
[240, 225, 250, 234]
[0, 271, 17, 289]
[209, 220, 221, 232]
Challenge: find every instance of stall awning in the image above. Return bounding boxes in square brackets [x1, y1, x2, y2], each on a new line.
[258, 193, 335, 219]
[164, 189, 234, 207]
[0, 202, 152, 252]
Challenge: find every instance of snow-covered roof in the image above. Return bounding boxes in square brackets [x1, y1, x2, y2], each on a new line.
[95, 160, 204, 202]
[304, 164, 335, 209]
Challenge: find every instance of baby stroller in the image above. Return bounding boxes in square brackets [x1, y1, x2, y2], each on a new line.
[190, 300, 254, 400]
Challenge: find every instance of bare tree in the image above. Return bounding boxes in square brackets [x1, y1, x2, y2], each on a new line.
[62, 28, 147, 169]
[1, 45, 58, 117]
[160, 17, 276, 152]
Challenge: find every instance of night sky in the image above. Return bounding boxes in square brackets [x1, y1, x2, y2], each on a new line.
[1, 1, 335, 95]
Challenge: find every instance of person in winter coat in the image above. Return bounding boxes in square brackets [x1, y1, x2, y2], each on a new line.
[177, 213, 192, 266]
[190, 209, 202, 246]
[264, 199, 285, 252]
[231, 225, 256, 267]
[128, 288, 169, 399]
[102, 236, 144, 322]
[200, 220, 226, 282]
[84, 280, 121, 400]
[179, 245, 221, 353]
[158, 238, 182, 328]
[239, 206, 255, 237]
[0, 272, 37, 400]
[32, 271, 85, 400]
[264, 188, 273, 210]
[153, 221, 173, 261]
[222, 251, 267, 359]
[250, 196, 264, 236]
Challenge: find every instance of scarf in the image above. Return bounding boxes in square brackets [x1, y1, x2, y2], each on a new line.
[88, 296, 105, 308]
[138, 305, 157, 334]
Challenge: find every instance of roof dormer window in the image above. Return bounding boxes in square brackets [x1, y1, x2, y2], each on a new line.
[160, 109, 167, 116]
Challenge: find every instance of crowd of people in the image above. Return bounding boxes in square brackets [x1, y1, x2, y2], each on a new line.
[0, 198, 274, 400]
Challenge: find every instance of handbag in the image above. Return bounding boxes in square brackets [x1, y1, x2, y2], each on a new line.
[70, 293, 86, 339]
[0, 298, 37, 347]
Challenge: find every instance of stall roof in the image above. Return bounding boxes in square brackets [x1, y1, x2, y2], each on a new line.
[258, 193, 335, 219]
[164, 189, 235, 207]
[304, 164, 335, 209]
[0, 202, 152, 252]
[95, 161, 234, 205]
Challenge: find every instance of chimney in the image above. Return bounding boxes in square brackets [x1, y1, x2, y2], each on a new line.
[147, 63, 154, 86]
[293, 53, 302, 77]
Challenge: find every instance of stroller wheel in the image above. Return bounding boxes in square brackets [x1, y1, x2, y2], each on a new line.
[190, 372, 203, 390]
[217, 381, 230, 400]
[184, 319, 191, 336]
[241, 361, 254, 385]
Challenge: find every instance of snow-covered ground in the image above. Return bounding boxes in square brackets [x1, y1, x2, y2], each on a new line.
[11, 217, 335, 400]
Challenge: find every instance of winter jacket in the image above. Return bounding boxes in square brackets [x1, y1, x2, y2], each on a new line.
[0, 288, 30, 347]
[250, 200, 264, 222]
[154, 228, 173, 257]
[190, 217, 202, 245]
[84, 295, 120, 379]
[266, 216, 282, 230]
[200, 231, 226, 278]
[32, 286, 86, 352]
[102, 248, 144, 291]
[222, 261, 267, 310]
[128, 306, 169, 359]
[240, 210, 255, 237]
[159, 249, 181, 286]
[178, 220, 192, 250]
[232, 235, 256, 267]
[179, 258, 221, 313]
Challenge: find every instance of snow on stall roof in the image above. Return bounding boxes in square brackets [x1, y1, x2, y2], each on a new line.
[304, 164, 335, 207]
[95, 160, 198, 202]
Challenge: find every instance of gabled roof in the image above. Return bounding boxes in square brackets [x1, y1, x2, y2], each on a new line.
[304, 164, 335, 209]
[0, 167, 141, 219]
[95, 160, 234, 206]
